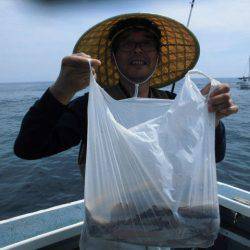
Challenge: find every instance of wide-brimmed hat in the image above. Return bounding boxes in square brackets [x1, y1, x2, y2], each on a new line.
[73, 13, 200, 88]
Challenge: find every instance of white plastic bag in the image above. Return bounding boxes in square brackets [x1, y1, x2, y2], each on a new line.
[84, 66, 220, 248]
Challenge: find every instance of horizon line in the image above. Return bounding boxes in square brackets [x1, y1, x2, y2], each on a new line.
[0, 76, 241, 84]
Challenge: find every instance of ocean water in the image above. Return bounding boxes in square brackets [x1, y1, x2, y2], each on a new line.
[0, 78, 249, 220]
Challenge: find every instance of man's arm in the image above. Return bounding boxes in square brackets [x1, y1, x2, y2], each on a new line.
[14, 53, 101, 160]
[14, 89, 87, 159]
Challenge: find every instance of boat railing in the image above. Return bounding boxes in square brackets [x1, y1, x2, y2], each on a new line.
[0, 182, 249, 249]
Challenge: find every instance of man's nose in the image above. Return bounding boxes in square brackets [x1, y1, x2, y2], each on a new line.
[134, 43, 143, 53]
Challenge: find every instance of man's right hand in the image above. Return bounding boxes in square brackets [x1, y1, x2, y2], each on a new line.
[50, 52, 101, 105]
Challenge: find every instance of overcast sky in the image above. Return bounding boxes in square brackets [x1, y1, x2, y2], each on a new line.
[0, 0, 249, 83]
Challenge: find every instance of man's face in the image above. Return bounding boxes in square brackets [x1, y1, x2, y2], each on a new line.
[113, 30, 159, 83]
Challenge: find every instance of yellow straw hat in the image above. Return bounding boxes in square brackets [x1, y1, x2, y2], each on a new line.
[73, 13, 200, 88]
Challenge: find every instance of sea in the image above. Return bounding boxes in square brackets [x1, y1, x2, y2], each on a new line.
[0, 78, 249, 220]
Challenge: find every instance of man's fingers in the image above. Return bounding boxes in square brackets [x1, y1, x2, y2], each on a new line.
[201, 83, 231, 97]
[73, 56, 101, 69]
[62, 56, 101, 70]
[216, 105, 239, 119]
[200, 83, 211, 95]
[209, 102, 232, 112]
[71, 54, 101, 66]
[73, 53, 101, 66]
[201, 82, 238, 121]
[74, 52, 91, 58]
[208, 96, 234, 112]
[210, 84, 230, 97]
[207, 83, 232, 113]
[208, 93, 230, 106]
[89, 58, 102, 68]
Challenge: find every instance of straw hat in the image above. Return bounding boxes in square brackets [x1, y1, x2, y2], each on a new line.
[73, 13, 200, 88]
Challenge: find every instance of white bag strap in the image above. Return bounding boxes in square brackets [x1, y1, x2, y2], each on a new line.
[187, 69, 221, 100]
[187, 70, 213, 82]
[87, 58, 96, 86]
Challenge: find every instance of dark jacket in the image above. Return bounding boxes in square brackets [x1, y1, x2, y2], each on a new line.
[14, 84, 226, 177]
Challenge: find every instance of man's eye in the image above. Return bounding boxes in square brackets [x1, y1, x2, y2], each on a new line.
[122, 42, 134, 48]
[142, 41, 154, 47]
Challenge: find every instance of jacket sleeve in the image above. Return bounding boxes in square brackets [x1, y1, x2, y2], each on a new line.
[14, 88, 88, 160]
[215, 121, 226, 163]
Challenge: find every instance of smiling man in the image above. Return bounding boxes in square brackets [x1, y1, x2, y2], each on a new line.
[14, 14, 238, 250]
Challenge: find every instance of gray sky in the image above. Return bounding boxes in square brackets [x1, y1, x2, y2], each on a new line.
[0, 0, 249, 82]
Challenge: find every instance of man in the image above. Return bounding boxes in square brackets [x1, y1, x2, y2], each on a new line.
[14, 14, 238, 249]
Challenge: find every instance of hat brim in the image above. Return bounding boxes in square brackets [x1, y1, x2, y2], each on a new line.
[73, 13, 200, 88]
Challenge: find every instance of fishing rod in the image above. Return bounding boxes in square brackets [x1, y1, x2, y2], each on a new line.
[171, 0, 196, 93]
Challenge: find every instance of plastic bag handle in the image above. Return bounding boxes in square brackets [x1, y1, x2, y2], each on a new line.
[187, 70, 213, 82]
[87, 58, 95, 85]
[187, 69, 221, 99]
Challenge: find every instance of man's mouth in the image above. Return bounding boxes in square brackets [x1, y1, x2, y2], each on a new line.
[130, 60, 147, 65]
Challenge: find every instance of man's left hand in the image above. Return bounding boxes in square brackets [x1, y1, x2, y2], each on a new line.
[201, 83, 238, 127]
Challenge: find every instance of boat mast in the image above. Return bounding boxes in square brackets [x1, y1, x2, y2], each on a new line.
[249, 56, 250, 78]
[187, 0, 196, 28]
[171, 0, 196, 93]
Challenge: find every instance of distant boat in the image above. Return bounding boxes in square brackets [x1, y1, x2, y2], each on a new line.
[237, 56, 250, 89]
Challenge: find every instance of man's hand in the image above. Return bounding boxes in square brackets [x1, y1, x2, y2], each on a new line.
[201, 83, 238, 127]
[50, 52, 101, 105]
